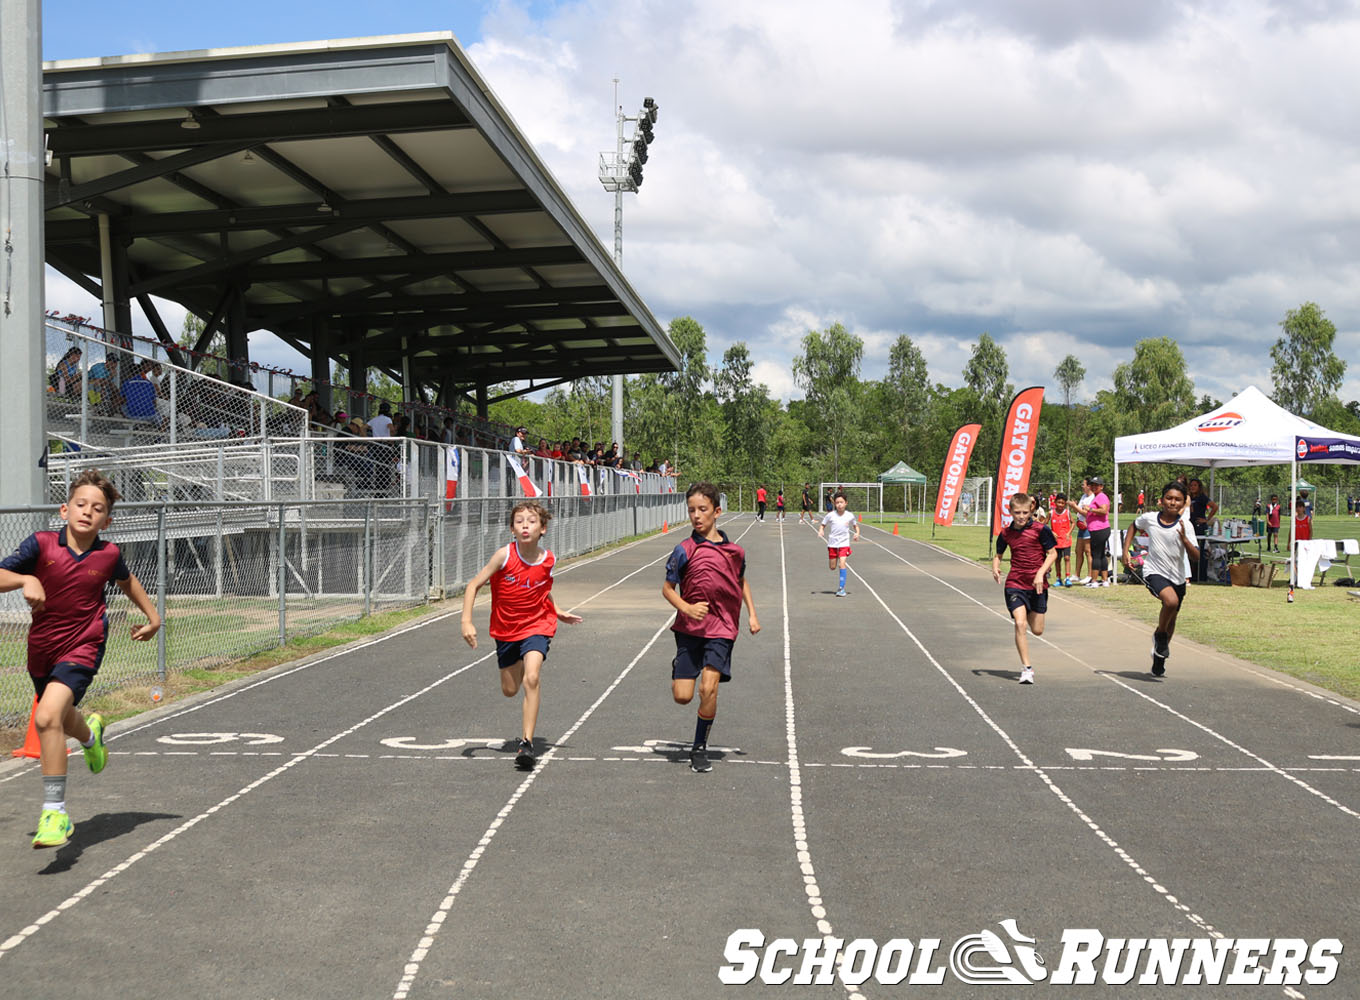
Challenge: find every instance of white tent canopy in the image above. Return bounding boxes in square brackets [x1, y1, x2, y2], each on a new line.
[1114, 385, 1360, 468]
[1112, 385, 1360, 587]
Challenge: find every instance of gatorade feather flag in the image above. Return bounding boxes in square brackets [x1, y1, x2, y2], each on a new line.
[991, 386, 1045, 535]
[507, 452, 542, 498]
[576, 463, 593, 496]
[443, 445, 460, 511]
[934, 423, 982, 527]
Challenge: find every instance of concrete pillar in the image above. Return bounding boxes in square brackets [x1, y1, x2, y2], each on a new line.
[0, 0, 47, 506]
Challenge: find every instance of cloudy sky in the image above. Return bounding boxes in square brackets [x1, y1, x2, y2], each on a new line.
[39, 0, 1360, 407]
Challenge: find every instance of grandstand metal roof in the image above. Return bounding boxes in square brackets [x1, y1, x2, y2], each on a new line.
[41, 33, 679, 400]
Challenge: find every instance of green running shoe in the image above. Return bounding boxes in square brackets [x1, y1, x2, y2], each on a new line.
[83, 713, 107, 774]
[32, 809, 74, 849]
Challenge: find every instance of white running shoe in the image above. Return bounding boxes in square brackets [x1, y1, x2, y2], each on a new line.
[1078, 576, 1091, 584]
[1101, 580, 1111, 587]
[1085, 581, 1100, 588]
[1019, 667, 1035, 684]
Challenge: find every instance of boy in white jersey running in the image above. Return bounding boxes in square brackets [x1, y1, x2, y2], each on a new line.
[1121, 481, 1199, 677]
[462, 501, 583, 768]
[817, 491, 860, 597]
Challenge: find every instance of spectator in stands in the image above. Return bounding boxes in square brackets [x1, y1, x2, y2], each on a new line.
[120, 361, 159, 422]
[87, 356, 119, 414]
[441, 417, 456, 444]
[49, 346, 82, 398]
[393, 414, 412, 437]
[510, 426, 528, 455]
[630, 451, 643, 472]
[534, 437, 552, 459]
[368, 402, 394, 437]
[550, 441, 564, 460]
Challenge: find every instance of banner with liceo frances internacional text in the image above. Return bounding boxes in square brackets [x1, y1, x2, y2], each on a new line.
[934, 423, 983, 527]
[991, 386, 1045, 535]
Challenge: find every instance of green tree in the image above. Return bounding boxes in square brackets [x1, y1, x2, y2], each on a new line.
[962, 333, 1011, 473]
[1271, 302, 1346, 418]
[714, 342, 772, 478]
[1054, 354, 1085, 494]
[792, 322, 863, 480]
[1109, 337, 1196, 436]
[177, 312, 227, 379]
[884, 335, 929, 451]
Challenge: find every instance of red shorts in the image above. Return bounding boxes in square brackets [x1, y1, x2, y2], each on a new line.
[828, 546, 852, 558]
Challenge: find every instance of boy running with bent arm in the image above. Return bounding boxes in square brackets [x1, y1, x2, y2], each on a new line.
[663, 483, 760, 773]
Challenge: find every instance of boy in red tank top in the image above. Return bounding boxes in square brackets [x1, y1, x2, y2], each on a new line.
[461, 501, 582, 769]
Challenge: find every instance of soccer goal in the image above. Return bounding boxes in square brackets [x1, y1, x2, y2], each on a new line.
[953, 476, 993, 526]
[818, 482, 883, 522]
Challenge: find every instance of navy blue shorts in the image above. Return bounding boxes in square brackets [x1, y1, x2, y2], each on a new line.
[32, 662, 98, 706]
[495, 634, 551, 669]
[1144, 574, 1187, 602]
[1005, 588, 1048, 616]
[671, 633, 733, 682]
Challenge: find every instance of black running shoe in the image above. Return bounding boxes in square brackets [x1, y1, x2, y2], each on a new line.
[689, 746, 712, 773]
[1153, 631, 1171, 659]
[515, 737, 536, 769]
[1151, 653, 1167, 677]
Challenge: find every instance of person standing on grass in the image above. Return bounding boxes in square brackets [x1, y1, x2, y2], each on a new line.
[1083, 476, 1113, 587]
[1186, 478, 1218, 581]
[1073, 478, 1094, 583]
[1049, 493, 1073, 586]
[461, 501, 583, 770]
[1266, 494, 1282, 552]
[1122, 481, 1199, 678]
[818, 491, 860, 597]
[663, 483, 760, 773]
[992, 492, 1057, 685]
[0, 469, 161, 849]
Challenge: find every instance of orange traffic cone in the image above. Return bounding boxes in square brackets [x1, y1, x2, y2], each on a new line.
[662, 519, 668, 534]
[11, 696, 40, 759]
[893, 523, 900, 535]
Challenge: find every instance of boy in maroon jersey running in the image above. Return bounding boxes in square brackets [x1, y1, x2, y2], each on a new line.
[461, 501, 582, 769]
[992, 492, 1057, 685]
[663, 482, 760, 772]
[0, 469, 160, 848]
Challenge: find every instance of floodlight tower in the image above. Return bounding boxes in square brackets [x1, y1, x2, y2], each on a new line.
[599, 83, 659, 455]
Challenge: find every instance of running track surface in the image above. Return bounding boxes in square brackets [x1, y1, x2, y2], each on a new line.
[1, 517, 1356, 999]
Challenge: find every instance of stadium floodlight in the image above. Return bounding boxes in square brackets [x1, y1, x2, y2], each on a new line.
[598, 81, 661, 451]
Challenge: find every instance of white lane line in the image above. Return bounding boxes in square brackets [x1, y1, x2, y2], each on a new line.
[863, 521, 1360, 717]
[390, 616, 673, 1000]
[855, 531, 1360, 822]
[390, 512, 762, 999]
[846, 567, 1222, 940]
[0, 644, 497, 960]
[0, 532, 684, 958]
[777, 522, 861, 998]
[95, 751, 1360, 774]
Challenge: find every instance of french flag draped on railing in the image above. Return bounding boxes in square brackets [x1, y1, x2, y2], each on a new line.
[507, 452, 542, 498]
[444, 445, 460, 510]
[991, 386, 1045, 535]
[613, 467, 642, 494]
[933, 423, 981, 527]
[576, 464, 594, 496]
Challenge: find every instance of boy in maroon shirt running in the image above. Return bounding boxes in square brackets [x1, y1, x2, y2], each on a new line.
[0, 469, 160, 848]
[663, 482, 760, 772]
[992, 492, 1057, 685]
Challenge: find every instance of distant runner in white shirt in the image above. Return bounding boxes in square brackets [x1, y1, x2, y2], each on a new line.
[817, 491, 860, 597]
[367, 402, 394, 437]
[1121, 480, 1199, 678]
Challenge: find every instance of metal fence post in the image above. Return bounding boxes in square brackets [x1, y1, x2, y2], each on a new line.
[363, 500, 373, 617]
[156, 505, 168, 682]
[277, 502, 287, 647]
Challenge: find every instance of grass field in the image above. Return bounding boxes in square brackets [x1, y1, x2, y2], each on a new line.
[863, 514, 1360, 702]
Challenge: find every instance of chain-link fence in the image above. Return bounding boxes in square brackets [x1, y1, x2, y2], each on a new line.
[1, 488, 685, 727]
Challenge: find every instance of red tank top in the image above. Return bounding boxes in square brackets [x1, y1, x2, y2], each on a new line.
[488, 543, 558, 641]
